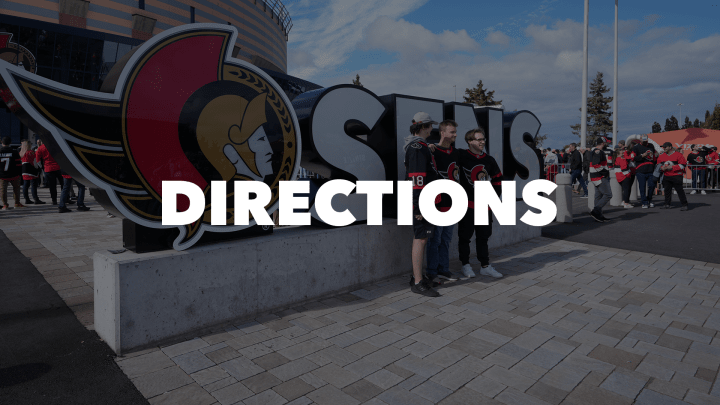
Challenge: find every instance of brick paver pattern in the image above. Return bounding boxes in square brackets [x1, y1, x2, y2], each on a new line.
[3, 187, 720, 404]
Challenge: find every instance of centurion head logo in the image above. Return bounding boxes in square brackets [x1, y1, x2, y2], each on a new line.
[0, 25, 301, 250]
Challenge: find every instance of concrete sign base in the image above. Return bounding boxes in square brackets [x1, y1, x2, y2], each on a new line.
[95, 213, 540, 355]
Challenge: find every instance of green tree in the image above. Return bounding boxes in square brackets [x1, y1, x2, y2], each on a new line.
[682, 116, 692, 129]
[652, 122, 662, 133]
[463, 80, 502, 106]
[705, 110, 711, 126]
[352, 74, 363, 87]
[694, 118, 701, 128]
[664, 115, 679, 132]
[707, 103, 720, 130]
[571, 72, 613, 147]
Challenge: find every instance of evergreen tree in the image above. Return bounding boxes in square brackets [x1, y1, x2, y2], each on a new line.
[694, 118, 701, 128]
[705, 110, 711, 125]
[352, 74, 363, 87]
[463, 80, 502, 106]
[652, 122, 662, 133]
[570, 72, 613, 147]
[682, 116, 692, 129]
[533, 133, 548, 148]
[708, 103, 720, 130]
[664, 115, 679, 131]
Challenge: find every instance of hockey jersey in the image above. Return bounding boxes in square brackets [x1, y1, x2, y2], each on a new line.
[657, 151, 686, 177]
[615, 156, 631, 183]
[0, 146, 21, 180]
[687, 152, 706, 170]
[431, 145, 459, 212]
[632, 143, 657, 174]
[457, 149, 502, 209]
[405, 139, 439, 216]
[589, 148, 609, 186]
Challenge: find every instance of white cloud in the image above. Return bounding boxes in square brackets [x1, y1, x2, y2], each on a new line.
[486, 30, 510, 47]
[287, 0, 430, 79]
[362, 17, 479, 60]
[288, 3, 720, 149]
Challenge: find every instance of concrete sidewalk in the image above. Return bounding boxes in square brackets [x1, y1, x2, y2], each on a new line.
[2, 187, 720, 404]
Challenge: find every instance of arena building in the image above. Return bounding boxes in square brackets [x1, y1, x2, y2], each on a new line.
[0, 0, 320, 143]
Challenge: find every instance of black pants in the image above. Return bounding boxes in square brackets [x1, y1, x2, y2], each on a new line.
[662, 175, 687, 206]
[23, 178, 39, 201]
[45, 170, 63, 203]
[458, 208, 493, 266]
[620, 177, 632, 203]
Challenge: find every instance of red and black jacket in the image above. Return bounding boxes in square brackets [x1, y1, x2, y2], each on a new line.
[21, 150, 39, 180]
[405, 140, 439, 216]
[615, 156, 631, 183]
[0, 146, 22, 181]
[457, 149, 502, 209]
[632, 143, 657, 174]
[687, 152, 706, 170]
[431, 145, 459, 212]
[707, 151, 720, 165]
[589, 148, 609, 185]
[657, 152, 687, 177]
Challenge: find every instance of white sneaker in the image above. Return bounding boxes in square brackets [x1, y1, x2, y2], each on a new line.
[461, 264, 475, 278]
[702, 190, 707, 195]
[480, 265, 503, 279]
[649, 203, 655, 208]
[690, 190, 697, 195]
[623, 203, 633, 209]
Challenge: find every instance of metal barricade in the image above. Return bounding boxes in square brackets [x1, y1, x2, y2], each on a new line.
[684, 165, 720, 192]
[548, 164, 572, 183]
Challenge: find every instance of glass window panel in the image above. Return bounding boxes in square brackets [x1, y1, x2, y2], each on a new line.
[116, 43, 132, 60]
[70, 35, 88, 73]
[102, 41, 118, 63]
[36, 30, 55, 67]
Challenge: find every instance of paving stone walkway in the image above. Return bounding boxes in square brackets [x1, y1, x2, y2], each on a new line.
[3, 187, 720, 404]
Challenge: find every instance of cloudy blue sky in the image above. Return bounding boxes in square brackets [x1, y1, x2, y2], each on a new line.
[282, 0, 720, 149]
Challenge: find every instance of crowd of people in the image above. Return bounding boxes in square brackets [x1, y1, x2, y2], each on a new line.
[0, 136, 91, 212]
[404, 113, 504, 297]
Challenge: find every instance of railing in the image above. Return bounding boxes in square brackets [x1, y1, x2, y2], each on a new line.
[683, 165, 720, 191]
[545, 163, 571, 182]
[263, 0, 293, 34]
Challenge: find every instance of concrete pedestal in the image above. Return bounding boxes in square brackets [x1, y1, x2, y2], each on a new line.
[95, 210, 541, 354]
[630, 177, 639, 202]
[555, 174, 573, 222]
[610, 170, 623, 206]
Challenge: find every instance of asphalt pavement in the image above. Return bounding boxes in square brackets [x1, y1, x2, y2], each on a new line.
[0, 229, 148, 405]
[542, 189, 720, 265]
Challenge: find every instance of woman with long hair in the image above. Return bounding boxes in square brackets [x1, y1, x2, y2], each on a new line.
[19, 140, 44, 204]
[614, 146, 633, 208]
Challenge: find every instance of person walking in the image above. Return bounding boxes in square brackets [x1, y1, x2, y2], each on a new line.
[35, 139, 63, 205]
[1, 136, 24, 209]
[568, 143, 588, 198]
[589, 137, 612, 222]
[614, 147, 633, 208]
[19, 140, 44, 204]
[658, 142, 689, 210]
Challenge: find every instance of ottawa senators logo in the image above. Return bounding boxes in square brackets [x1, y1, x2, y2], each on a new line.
[464, 164, 489, 184]
[0, 33, 37, 74]
[439, 162, 458, 182]
[0, 25, 301, 250]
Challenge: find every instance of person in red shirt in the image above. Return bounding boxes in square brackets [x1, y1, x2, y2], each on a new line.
[614, 147, 633, 208]
[707, 146, 719, 190]
[34, 140, 63, 205]
[0, 136, 24, 209]
[19, 140, 44, 204]
[658, 142, 688, 210]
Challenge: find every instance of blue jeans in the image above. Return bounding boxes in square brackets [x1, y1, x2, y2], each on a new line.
[635, 172, 656, 205]
[570, 169, 587, 195]
[59, 178, 86, 208]
[426, 224, 454, 276]
[692, 168, 706, 189]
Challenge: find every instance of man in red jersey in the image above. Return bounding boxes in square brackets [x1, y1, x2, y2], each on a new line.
[35, 140, 63, 205]
[658, 142, 688, 210]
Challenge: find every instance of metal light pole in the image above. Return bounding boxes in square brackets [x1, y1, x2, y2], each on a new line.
[678, 103, 683, 123]
[454, 85, 457, 102]
[580, 0, 589, 148]
[613, 0, 618, 149]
